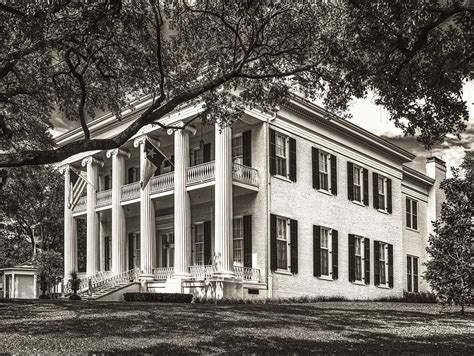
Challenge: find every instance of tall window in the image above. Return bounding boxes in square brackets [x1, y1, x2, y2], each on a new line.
[320, 228, 330, 276]
[378, 176, 386, 210]
[353, 166, 362, 202]
[193, 148, 203, 166]
[105, 236, 112, 271]
[276, 217, 288, 270]
[354, 236, 363, 281]
[319, 151, 329, 191]
[406, 198, 418, 230]
[161, 232, 174, 268]
[407, 255, 419, 293]
[193, 224, 205, 265]
[232, 135, 243, 164]
[233, 217, 244, 266]
[275, 133, 287, 177]
[133, 233, 141, 268]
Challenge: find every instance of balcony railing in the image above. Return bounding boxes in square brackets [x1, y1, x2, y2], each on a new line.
[96, 189, 112, 208]
[234, 266, 261, 282]
[189, 265, 216, 280]
[153, 266, 175, 280]
[150, 172, 174, 194]
[187, 161, 215, 186]
[121, 182, 140, 202]
[232, 163, 259, 187]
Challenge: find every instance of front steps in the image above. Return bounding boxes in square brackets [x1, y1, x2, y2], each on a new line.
[81, 282, 140, 301]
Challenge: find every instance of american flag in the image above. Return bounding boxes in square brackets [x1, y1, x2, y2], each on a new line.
[68, 167, 88, 210]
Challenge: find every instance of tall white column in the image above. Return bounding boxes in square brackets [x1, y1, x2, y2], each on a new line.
[99, 217, 106, 272]
[173, 123, 193, 277]
[82, 156, 103, 277]
[134, 136, 156, 278]
[106, 148, 130, 274]
[63, 166, 77, 280]
[214, 122, 234, 276]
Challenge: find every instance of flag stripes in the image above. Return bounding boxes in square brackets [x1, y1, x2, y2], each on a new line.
[68, 168, 87, 210]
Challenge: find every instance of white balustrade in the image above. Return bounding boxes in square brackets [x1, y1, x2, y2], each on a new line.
[187, 161, 215, 186]
[232, 163, 259, 187]
[96, 189, 112, 208]
[121, 182, 140, 202]
[153, 267, 175, 280]
[234, 266, 261, 282]
[189, 265, 216, 280]
[73, 195, 87, 212]
[150, 172, 174, 194]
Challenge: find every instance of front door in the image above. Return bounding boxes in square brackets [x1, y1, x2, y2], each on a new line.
[161, 231, 174, 268]
[128, 232, 140, 270]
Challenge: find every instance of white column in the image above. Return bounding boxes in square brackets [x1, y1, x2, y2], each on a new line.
[214, 122, 234, 276]
[63, 166, 77, 280]
[99, 217, 106, 272]
[133, 136, 156, 278]
[106, 148, 130, 274]
[82, 156, 103, 277]
[173, 123, 193, 277]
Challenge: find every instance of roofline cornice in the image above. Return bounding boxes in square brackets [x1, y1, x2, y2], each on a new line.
[403, 165, 435, 186]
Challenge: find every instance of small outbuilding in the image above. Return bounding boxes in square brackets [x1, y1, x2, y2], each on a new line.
[1, 264, 38, 299]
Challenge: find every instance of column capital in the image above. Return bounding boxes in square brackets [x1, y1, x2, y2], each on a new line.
[133, 135, 160, 148]
[81, 156, 104, 168]
[167, 121, 197, 136]
[106, 148, 131, 159]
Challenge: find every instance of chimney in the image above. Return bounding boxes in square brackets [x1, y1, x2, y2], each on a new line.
[425, 157, 447, 234]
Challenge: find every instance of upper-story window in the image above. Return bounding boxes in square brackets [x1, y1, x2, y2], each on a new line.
[275, 132, 288, 177]
[373, 172, 392, 213]
[406, 197, 418, 230]
[319, 151, 329, 191]
[270, 129, 296, 182]
[312, 148, 337, 195]
[378, 176, 386, 210]
[353, 166, 363, 202]
[128, 167, 140, 184]
[104, 172, 112, 190]
[193, 148, 203, 166]
[232, 135, 243, 164]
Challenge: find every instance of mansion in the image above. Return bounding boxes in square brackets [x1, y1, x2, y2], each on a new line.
[58, 94, 445, 300]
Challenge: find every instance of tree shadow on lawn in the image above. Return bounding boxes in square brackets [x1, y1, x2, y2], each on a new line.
[1, 300, 472, 353]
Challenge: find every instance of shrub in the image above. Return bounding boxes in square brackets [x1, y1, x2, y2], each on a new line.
[375, 291, 437, 303]
[192, 295, 347, 305]
[124, 292, 193, 303]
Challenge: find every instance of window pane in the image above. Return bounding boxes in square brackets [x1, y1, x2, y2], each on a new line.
[353, 167, 360, 185]
[321, 249, 329, 276]
[319, 152, 327, 173]
[355, 256, 362, 280]
[378, 177, 385, 194]
[233, 218, 244, 265]
[406, 198, 411, 214]
[406, 212, 411, 228]
[355, 238, 361, 255]
[320, 172, 328, 191]
[321, 229, 328, 248]
[413, 257, 418, 275]
[407, 256, 412, 274]
[277, 240, 287, 269]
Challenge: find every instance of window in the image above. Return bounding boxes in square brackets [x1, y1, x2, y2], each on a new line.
[319, 151, 329, 191]
[275, 133, 288, 177]
[233, 217, 244, 266]
[104, 173, 111, 190]
[134, 234, 141, 268]
[105, 236, 112, 271]
[193, 223, 205, 265]
[232, 135, 243, 164]
[378, 176, 386, 210]
[128, 167, 140, 184]
[320, 228, 330, 276]
[193, 148, 203, 166]
[378, 243, 389, 286]
[353, 166, 363, 202]
[354, 236, 363, 281]
[276, 217, 288, 270]
[406, 198, 418, 230]
[161, 232, 174, 268]
[407, 255, 419, 293]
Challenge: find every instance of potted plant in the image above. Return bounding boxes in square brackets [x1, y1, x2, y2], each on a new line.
[38, 272, 50, 299]
[69, 271, 82, 300]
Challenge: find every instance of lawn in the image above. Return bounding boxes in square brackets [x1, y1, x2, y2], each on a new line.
[0, 300, 472, 354]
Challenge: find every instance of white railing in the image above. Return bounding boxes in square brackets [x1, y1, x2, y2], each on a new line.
[89, 268, 140, 293]
[153, 266, 175, 280]
[96, 189, 112, 208]
[187, 161, 215, 186]
[121, 182, 140, 202]
[234, 266, 261, 282]
[73, 195, 87, 212]
[150, 172, 174, 194]
[232, 163, 259, 187]
[189, 265, 216, 280]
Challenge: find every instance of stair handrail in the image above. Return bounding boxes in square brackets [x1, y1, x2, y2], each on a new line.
[88, 268, 141, 295]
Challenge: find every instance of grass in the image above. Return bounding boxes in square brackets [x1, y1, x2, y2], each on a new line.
[0, 299, 472, 354]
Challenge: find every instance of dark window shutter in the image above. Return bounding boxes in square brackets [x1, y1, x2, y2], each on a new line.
[387, 178, 392, 213]
[313, 225, 321, 277]
[128, 233, 134, 270]
[243, 215, 252, 268]
[204, 221, 212, 264]
[347, 162, 354, 201]
[289, 137, 297, 182]
[290, 219, 298, 274]
[332, 229, 338, 280]
[270, 214, 277, 271]
[388, 244, 394, 288]
[373, 172, 379, 209]
[363, 169, 369, 206]
[203, 143, 211, 163]
[374, 240, 380, 286]
[348, 234, 355, 282]
[364, 238, 370, 284]
[269, 129, 276, 175]
[242, 130, 252, 167]
[128, 168, 134, 184]
[312, 147, 320, 189]
[330, 155, 337, 195]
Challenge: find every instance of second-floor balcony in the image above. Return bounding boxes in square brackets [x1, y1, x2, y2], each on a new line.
[73, 161, 258, 213]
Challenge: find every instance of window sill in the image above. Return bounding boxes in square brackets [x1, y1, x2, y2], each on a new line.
[377, 284, 390, 289]
[351, 280, 366, 286]
[406, 227, 419, 233]
[317, 189, 333, 197]
[351, 200, 366, 207]
[377, 209, 389, 215]
[273, 174, 292, 183]
[274, 269, 293, 276]
[318, 275, 334, 281]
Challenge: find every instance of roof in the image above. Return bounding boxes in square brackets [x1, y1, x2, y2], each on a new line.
[402, 165, 435, 186]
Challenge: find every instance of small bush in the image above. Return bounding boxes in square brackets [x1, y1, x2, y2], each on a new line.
[124, 292, 193, 303]
[192, 295, 347, 305]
